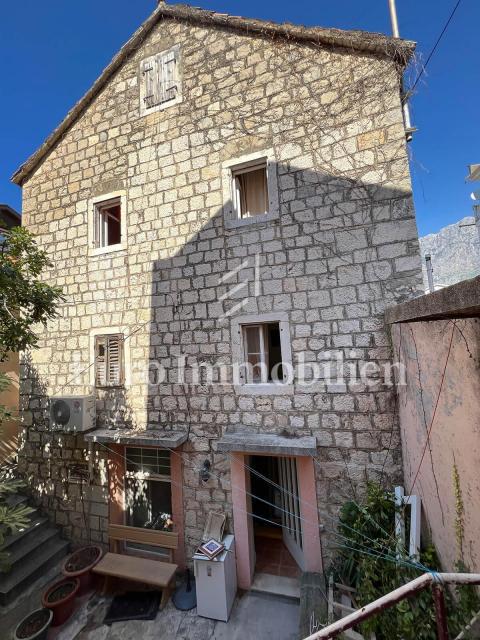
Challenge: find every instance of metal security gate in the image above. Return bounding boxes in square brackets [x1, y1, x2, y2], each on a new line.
[278, 457, 305, 570]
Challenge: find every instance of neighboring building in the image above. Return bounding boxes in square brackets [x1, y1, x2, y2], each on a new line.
[0, 204, 21, 464]
[419, 216, 480, 290]
[12, 3, 422, 588]
[0, 204, 21, 235]
[386, 277, 480, 573]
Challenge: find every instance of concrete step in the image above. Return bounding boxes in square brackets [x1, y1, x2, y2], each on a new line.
[251, 573, 301, 600]
[0, 537, 70, 606]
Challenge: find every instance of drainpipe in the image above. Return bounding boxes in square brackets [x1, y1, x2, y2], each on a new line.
[425, 255, 435, 293]
[388, 0, 415, 142]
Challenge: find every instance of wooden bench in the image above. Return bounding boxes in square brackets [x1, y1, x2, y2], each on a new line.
[93, 524, 179, 609]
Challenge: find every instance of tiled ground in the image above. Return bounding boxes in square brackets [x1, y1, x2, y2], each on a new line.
[56, 589, 299, 640]
[255, 536, 301, 579]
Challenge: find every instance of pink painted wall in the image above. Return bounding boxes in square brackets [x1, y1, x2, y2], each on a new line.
[392, 318, 480, 571]
[231, 454, 255, 589]
[297, 456, 323, 573]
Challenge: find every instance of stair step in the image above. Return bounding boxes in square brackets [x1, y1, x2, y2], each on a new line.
[5, 527, 61, 568]
[0, 515, 47, 552]
[5, 494, 29, 508]
[0, 537, 70, 606]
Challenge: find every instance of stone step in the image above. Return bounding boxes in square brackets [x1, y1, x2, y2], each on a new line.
[5, 526, 62, 568]
[4, 494, 29, 508]
[0, 537, 70, 606]
[0, 514, 47, 552]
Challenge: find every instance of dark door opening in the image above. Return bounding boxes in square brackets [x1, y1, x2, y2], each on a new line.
[249, 455, 301, 578]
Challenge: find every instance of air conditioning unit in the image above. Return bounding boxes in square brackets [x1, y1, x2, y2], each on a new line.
[49, 396, 95, 433]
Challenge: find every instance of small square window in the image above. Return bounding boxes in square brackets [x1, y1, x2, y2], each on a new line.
[243, 322, 284, 384]
[232, 161, 269, 219]
[222, 150, 279, 229]
[95, 334, 124, 387]
[94, 198, 122, 249]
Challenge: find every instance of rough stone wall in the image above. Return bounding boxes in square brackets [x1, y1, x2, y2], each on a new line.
[18, 16, 422, 557]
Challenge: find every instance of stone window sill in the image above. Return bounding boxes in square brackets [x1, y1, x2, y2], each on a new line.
[234, 383, 294, 396]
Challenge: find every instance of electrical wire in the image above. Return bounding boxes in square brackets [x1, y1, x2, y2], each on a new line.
[93, 440, 428, 573]
[406, 0, 462, 99]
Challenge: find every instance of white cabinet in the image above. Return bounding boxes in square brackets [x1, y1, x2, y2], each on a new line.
[193, 534, 237, 621]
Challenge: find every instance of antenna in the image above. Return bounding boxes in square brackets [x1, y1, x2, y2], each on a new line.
[388, 0, 416, 142]
[425, 255, 435, 293]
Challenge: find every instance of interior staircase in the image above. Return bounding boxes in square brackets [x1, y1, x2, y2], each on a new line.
[0, 494, 70, 606]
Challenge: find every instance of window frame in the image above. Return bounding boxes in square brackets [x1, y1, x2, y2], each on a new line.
[124, 447, 173, 559]
[232, 312, 293, 395]
[89, 326, 131, 388]
[89, 191, 127, 256]
[222, 149, 279, 229]
[139, 45, 182, 116]
[94, 333, 125, 388]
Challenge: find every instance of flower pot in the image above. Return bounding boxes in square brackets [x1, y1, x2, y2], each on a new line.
[13, 608, 53, 640]
[41, 577, 80, 627]
[62, 544, 103, 595]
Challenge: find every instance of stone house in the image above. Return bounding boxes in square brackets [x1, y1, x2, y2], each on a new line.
[12, 3, 423, 589]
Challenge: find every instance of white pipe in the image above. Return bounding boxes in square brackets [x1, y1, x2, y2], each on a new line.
[388, 0, 414, 141]
[388, 0, 400, 38]
[425, 255, 435, 293]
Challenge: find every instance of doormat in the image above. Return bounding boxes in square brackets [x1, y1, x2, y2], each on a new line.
[103, 590, 161, 624]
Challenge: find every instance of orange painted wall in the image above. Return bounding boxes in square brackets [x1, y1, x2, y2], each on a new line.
[392, 318, 480, 571]
[0, 353, 19, 464]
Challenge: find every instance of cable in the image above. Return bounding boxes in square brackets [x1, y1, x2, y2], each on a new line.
[93, 440, 427, 573]
[407, 320, 456, 498]
[406, 0, 462, 99]
[374, 320, 457, 560]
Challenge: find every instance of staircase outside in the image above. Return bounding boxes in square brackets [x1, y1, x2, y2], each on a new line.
[0, 494, 70, 607]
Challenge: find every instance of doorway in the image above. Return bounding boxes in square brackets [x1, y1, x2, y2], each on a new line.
[249, 455, 303, 578]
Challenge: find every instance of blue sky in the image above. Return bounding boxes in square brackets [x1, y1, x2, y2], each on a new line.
[1, 0, 478, 236]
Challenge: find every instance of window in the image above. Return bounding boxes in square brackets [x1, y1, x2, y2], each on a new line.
[125, 448, 173, 555]
[140, 46, 181, 115]
[222, 150, 279, 229]
[232, 313, 293, 394]
[94, 198, 122, 249]
[243, 322, 284, 384]
[232, 161, 268, 219]
[95, 334, 124, 387]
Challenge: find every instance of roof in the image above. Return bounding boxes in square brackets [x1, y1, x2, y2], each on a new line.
[11, 2, 415, 186]
[0, 204, 21, 229]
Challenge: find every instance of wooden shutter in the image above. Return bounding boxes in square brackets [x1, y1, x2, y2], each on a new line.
[107, 335, 123, 386]
[95, 335, 107, 386]
[163, 50, 177, 101]
[143, 58, 155, 109]
[95, 335, 123, 387]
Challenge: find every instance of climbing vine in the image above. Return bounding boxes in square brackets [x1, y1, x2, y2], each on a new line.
[332, 483, 479, 640]
[452, 457, 465, 561]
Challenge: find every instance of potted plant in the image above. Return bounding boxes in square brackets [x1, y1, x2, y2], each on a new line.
[62, 544, 103, 594]
[13, 608, 53, 640]
[41, 577, 80, 626]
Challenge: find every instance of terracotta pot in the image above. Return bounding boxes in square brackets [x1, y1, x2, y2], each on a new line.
[13, 608, 53, 640]
[62, 544, 103, 595]
[41, 577, 80, 627]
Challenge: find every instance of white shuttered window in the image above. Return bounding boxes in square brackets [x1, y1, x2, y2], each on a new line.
[141, 46, 180, 114]
[95, 334, 124, 387]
